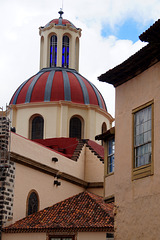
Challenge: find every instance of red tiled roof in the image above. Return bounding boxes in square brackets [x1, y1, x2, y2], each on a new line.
[33, 138, 79, 159]
[33, 138, 104, 162]
[86, 140, 104, 162]
[3, 191, 114, 233]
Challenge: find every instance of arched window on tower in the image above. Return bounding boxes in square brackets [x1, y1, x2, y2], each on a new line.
[27, 191, 39, 216]
[31, 115, 44, 140]
[69, 117, 82, 139]
[50, 35, 57, 67]
[62, 35, 69, 68]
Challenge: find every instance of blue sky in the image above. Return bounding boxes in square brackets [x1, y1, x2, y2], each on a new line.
[101, 18, 154, 43]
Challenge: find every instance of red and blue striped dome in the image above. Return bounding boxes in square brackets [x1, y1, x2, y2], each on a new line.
[10, 67, 107, 111]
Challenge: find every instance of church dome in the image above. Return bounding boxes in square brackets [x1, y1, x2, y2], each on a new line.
[10, 67, 107, 112]
[43, 18, 78, 30]
[41, 10, 79, 31]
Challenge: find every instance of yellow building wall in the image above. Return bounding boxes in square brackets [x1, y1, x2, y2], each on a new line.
[113, 61, 160, 240]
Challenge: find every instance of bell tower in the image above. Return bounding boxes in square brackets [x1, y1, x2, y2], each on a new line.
[39, 10, 82, 72]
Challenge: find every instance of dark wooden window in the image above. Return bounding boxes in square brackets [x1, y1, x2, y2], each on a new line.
[69, 117, 81, 138]
[27, 191, 39, 216]
[31, 116, 44, 140]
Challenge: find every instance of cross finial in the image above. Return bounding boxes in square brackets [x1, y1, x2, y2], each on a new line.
[58, 8, 64, 18]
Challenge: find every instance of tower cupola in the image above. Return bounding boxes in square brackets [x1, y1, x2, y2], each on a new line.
[39, 10, 82, 72]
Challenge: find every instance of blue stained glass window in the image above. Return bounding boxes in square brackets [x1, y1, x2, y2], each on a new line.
[50, 35, 57, 67]
[108, 138, 115, 174]
[62, 36, 69, 68]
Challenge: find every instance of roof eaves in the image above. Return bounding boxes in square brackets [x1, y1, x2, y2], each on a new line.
[139, 19, 160, 43]
[98, 44, 160, 87]
[95, 127, 115, 141]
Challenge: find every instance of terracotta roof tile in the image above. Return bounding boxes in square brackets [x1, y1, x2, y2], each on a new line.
[3, 191, 114, 233]
[86, 140, 104, 162]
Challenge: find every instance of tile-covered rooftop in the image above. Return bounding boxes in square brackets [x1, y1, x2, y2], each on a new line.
[3, 191, 114, 233]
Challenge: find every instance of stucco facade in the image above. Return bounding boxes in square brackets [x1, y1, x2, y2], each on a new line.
[6, 132, 104, 225]
[113, 62, 160, 240]
[2, 231, 107, 240]
[11, 101, 112, 141]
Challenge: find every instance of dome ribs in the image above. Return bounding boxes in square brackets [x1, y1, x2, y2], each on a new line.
[62, 70, 71, 101]
[81, 74, 107, 111]
[25, 72, 44, 103]
[11, 79, 28, 104]
[50, 71, 64, 101]
[44, 70, 55, 102]
[73, 72, 90, 105]
[10, 67, 107, 112]
[67, 71, 84, 104]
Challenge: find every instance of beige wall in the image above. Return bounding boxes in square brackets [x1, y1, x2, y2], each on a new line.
[2, 232, 46, 240]
[11, 101, 113, 142]
[84, 147, 104, 182]
[78, 232, 106, 240]
[2, 231, 107, 240]
[113, 62, 160, 239]
[12, 163, 84, 224]
[9, 132, 104, 224]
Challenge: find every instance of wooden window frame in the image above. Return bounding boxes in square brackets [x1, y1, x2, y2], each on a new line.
[132, 100, 154, 180]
